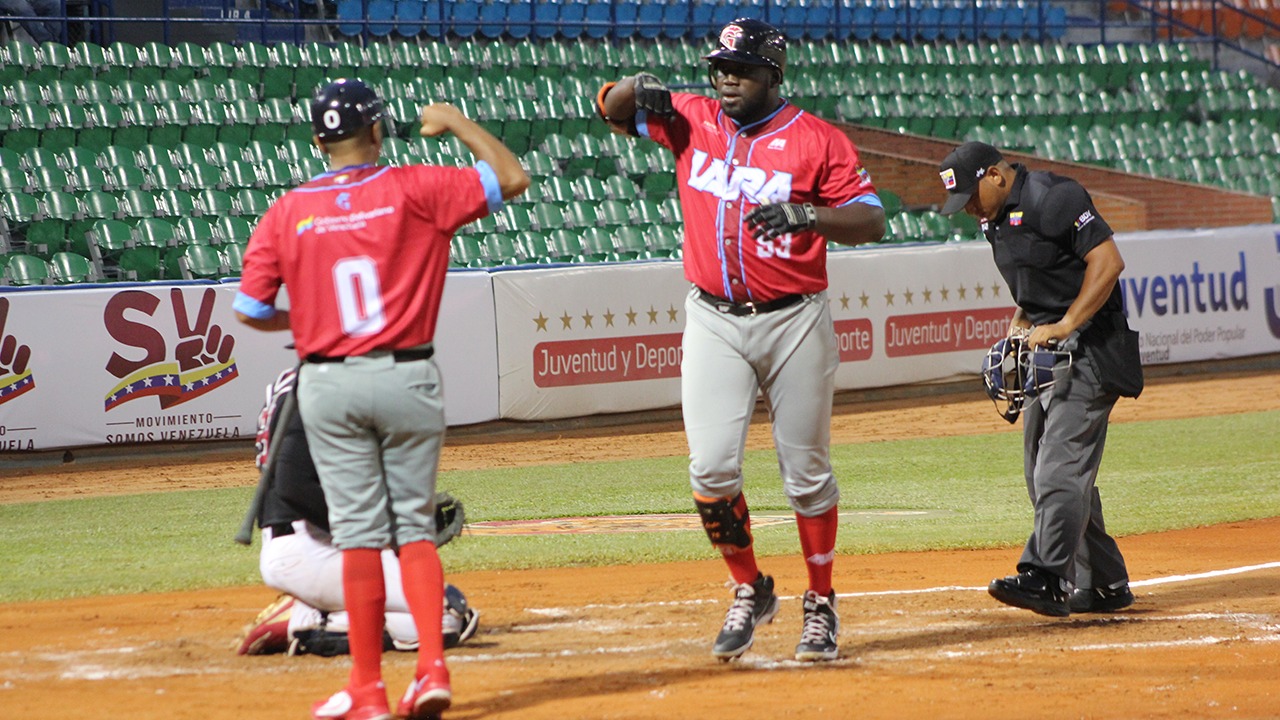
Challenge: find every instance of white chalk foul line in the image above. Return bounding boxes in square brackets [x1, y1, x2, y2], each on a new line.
[526, 560, 1280, 614]
[1130, 561, 1280, 587]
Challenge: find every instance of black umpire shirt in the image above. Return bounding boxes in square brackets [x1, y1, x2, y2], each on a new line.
[981, 164, 1123, 326]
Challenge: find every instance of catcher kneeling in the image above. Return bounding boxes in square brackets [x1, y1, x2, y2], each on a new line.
[235, 367, 478, 656]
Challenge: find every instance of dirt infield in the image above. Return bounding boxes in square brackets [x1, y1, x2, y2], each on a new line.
[2, 370, 1279, 719]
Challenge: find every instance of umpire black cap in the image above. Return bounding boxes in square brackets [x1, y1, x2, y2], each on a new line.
[311, 78, 388, 141]
[938, 141, 1005, 215]
[704, 18, 787, 76]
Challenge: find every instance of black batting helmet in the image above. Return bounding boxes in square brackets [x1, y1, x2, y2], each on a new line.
[704, 18, 787, 76]
[311, 78, 387, 141]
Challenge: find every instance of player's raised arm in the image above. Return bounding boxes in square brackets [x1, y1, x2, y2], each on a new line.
[419, 102, 530, 201]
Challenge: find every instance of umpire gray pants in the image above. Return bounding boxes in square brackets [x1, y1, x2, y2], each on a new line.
[1018, 353, 1129, 591]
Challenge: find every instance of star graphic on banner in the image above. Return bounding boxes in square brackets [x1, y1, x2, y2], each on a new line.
[647, 306, 659, 324]
[992, 282, 1002, 297]
[957, 285, 968, 300]
[581, 310, 594, 328]
[667, 305, 679, 322]
[883, 289, 895, 306]
[143, 377, 154, 387]
[923, 287, 933, 303]
[124, 385, 134, 394]
[560, 311, 573, 329]
[533, 312, 549, 332]
[974, 283, 985, 299]
[603, 309, 615, 327]
[839, 293, 851, 310]
[859, 292, 870, 308]
[940, 286, 951, 301]
[626, 307, 638, 325]
[903, 288, 914, 305]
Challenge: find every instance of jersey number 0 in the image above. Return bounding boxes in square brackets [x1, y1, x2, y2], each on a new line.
[333, 256, 387, 337]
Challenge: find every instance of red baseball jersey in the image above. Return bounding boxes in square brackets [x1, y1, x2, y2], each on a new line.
[639, 94, 878, 303]
[235, 163, 492, 358]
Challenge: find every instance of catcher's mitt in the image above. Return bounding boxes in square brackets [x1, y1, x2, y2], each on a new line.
[434, 491, 465, 547]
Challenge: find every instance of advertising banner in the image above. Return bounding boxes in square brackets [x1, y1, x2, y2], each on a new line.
[0, 272, 499, 451]
[1112, 226, 1280, 363]
[492, 263, 692, 420]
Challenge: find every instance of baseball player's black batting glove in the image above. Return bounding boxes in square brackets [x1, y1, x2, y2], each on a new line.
[745, 202, 818, 240]
[633, 73, 674, 115]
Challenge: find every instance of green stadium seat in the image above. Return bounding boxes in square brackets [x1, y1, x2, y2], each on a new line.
[81, 190, 123, 221]
[0, 166, 26, 193]
[213, 216, 254, 244]
[481, 232, 520, 265]
[88, 219, 134, 263]
[165, 243, 225, 280]
[513, 230, 552, 263]
[612, 225, 650, 261]
[1, 192, 40, 225]
[196, 189, 236, 216]
[3, 253, 51, 286]
[235, 188, 272, 216]
[121, 189, 162, 218]
[158, 190, 197, 218]
[546, 228, 585, 263]
[450, 235, 486, 268]
[49, 251, 96, 283]
[175, 217, 217, 245]
[221, 241, 248, 274]
[117, 246, 164, 281]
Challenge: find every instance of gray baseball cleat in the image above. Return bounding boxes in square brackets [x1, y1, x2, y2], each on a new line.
[712, 573, 780, 660]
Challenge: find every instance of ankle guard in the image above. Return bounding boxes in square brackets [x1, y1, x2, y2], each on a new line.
[695, 493, 753, 551]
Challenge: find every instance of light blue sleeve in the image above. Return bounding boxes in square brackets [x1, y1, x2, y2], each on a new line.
[474, 160, 504, 214]
[233, 291, 276, 319]
[840, 194, 883, 209]
[635, 109, 652, 139]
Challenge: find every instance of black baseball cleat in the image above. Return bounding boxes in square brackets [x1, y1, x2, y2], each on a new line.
[1069, 584, 1135, 613]
[988, 567, 1070, 617]
[795, 589, 839, 662]
[712, 573, 780, 660]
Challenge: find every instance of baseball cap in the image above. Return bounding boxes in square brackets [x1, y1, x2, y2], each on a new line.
[937, 141, 1005, 215]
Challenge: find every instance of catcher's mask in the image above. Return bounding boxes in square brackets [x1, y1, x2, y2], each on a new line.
[981, 335, 1073, 423]
[311, 78, 391, 142]
[982, 336, 1027, 423]
[705, 18, 787, 80]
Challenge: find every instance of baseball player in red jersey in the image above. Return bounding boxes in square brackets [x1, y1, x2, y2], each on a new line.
[234, 79, 529, 720]
[598, 19, 886, 662]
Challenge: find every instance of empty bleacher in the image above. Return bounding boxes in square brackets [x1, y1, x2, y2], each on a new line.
[2, 25, 1279, 284]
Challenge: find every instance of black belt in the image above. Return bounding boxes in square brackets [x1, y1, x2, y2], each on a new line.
[698, 289, 804, 316]
[266, 522, 295, 537]
[306, 346, 434, 364]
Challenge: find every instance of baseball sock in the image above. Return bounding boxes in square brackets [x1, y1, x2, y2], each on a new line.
[342, 547, 387, 691]
[399, 540, 448, 683]
[797, 505, 839, 596]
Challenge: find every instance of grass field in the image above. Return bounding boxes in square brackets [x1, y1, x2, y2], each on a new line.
[2, 410, 1277, 603]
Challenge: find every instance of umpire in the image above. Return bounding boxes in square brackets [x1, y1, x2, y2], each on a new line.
[938, 142, 1143, 617]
